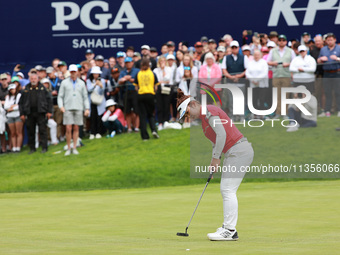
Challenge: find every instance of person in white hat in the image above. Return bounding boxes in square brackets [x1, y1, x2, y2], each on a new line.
[289, 45, 317, 94]
[86, 66, 106, 140]
[58, 64, 90, 156]
[101, 99, 127, 137]
[134, 45, 157, 70]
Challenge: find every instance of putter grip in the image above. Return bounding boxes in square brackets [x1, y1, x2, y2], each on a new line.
[207, 173, 214, 183]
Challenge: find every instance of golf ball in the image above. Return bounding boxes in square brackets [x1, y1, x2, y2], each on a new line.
[186, 249, 190, 251]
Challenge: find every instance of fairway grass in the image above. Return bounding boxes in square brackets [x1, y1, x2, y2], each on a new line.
[1, 180, 339, 255]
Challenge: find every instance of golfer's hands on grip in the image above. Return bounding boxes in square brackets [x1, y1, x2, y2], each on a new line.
[209, 158, 221, 176]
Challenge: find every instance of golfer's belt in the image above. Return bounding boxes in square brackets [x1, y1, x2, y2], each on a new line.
[233, 137, 247, 147]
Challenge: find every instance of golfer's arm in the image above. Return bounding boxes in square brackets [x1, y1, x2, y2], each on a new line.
[208, 116, 226, 159]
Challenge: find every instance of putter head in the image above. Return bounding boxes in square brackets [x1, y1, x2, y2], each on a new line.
[177, 232, 189, 237]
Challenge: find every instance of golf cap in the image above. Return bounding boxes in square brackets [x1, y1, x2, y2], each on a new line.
[8, 83, 17, 90]
[298, 45, 307, 52]
[230, 40, 240, 47]
[201, 36, 208, 42]
[325, 32, 336, 39]
[166, 54, 175, 60]
[95, 55, 104, 61]
[35, 65, 46, 71]
[150, 47, 157, 52]
[269, 31, 278, 37]
[188, 46, 195, 52]
[46, 66, 54, 74]
[106, 99, 117, 108]
[261, 46, 269, 52]
[40, 78, 50, 84]
[0, 73, 7, 80]
[141, 45, 150, 50]
[302, 32, 310, 37]
[111, 67, 119, 74]
[58, 61, 67, 66]
[85, 49, 94, 54]
[194, 41, 203, 47]
[177, 97, 193, 121]
[133, 52, 141, 57]
[68, 64, 78, 72]
[208, 39, 216, 44]
[217, 46, 226, 52]
[90, 66, 102, 74]
[278, 34, 287, 40]
[11, 76, 20, 83]
[242, 45, 251, 51]
[16, 72, 24, 78]
[167, 41, 175, 47]
[267, 41, 276, 48]
[124, 57, 133, 63]
[116, 51, 125, 58]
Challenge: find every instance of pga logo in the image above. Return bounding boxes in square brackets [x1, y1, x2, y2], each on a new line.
[52, 0, 144, 31]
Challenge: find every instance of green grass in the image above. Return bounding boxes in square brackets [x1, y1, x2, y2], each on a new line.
[1, 180, 339, 255]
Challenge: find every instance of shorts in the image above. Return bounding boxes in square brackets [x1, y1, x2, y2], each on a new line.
[63, 110, 83, 125]
[123, 90, 138, 114]
[7, 116, 22, 124]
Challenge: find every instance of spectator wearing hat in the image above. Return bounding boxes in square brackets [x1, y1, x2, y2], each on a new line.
[58, 64, 90, 156]
[269, 31, 279, 44]
[126, 46, 135, 58]
[92, 55, 110, 80]
[216, 46, 226, 71]
[118, 57, 140, 133]
[133, 52, 141, 63]
[108, 67, 120, 102]
[317, 33, 340, 117]
[19, 72, 52, 154]
[101, 99, 126, 136]
[246, 50, 269, 115]
[242, 45, 253, 61]
[134, 45, 157, 70]
[85, 49, 95, 61]
[289, 45, 317, 94]
[194, 42, 204, 62]
[267, 34, 296, 117]
[12, 65, 29, 88]
[103, 59, 110, 70]
[167, 41, 176, 57]
[4, 83, 23, 152]
[166, 54, 178, 121]
[58, 61, 70, 80]
[219, 37, 226, 48]
[114, 52, 125, 73]
[301, 32, 311, 47]
[150, 47, 158, 60]
[153, 56, 172, 130]
[134, 58, 159, 140]
[35, 66, 47, 80]
[86, 66, 106, 140]
[201, 36, 209, 50]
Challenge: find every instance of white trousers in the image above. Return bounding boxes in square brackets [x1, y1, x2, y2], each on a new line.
[35, 119, 58, 148]
[220, 141, 254, 230]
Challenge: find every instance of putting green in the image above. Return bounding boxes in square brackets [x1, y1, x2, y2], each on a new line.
[1, 180, 339, 255]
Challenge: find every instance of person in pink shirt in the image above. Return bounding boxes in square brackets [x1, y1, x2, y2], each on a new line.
[261, 46, 272, 79]
[101, 99, 127, 137]
[177, 89, 254, 241]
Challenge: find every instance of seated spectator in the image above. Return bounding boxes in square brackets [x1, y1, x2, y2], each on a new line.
[287, 86, 317, 132]
[101, 99, 126, 137]
[4, 84, 22, 152]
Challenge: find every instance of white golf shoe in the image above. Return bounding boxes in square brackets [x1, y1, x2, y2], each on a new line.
[207, 226, 238, 241]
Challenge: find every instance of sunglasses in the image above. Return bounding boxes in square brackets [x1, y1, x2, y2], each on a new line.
[231, 46, 238, 49]
[278, 39, 286, 42]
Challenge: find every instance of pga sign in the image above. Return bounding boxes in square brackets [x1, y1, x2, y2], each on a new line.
[52, 0, 144, 31]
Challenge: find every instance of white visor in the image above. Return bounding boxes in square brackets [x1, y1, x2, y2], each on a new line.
[177, 97, 192, 121]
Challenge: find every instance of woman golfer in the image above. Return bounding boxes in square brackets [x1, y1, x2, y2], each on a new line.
[177, 89, 254, 241]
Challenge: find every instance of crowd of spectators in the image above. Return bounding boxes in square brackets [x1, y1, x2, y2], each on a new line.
[1, 30, 340, 155]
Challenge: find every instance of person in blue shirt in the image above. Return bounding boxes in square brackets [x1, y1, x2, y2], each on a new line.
[118, 57, 140, 133]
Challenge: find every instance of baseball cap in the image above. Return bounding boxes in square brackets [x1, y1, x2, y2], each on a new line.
[141, 45, 150, 50]
[124, 57, 133, 63]
[150, 47, 157, 52]
[267, 41, 276, 48]
[278, 34, 287, 41]
[106, 99, 117, 108]
[133, 52, 141, 57]
[201, 36, 208, 42]
[0, 73, 7, 80]
[230, 40, 240, 47]
[16, 72, 24, 78]
[208, 39, 216, 44]
[166, 54, 175, 60]
[167, 41, 175, 47]
[194, 41, 203, 47]
[261, 46, 269, 52]
[117, 51, 125, 58]
[188, 46, 195, 52]
[111, 67, 119, 74]
[298, 45, 307, 52]
[85, 49, 94, 54]
[40, 78, 50, 84]
[46, 66, 54, 74]
[11, 76, 20, 83]
[269, 31, 278, 37]
[8, 84, 17, 90]
[325, 32, 336, 39]
[217, 46, 226, 52]
[58, 61, 67, 66]
[242, 45, 251, 51]
[302, 32, 310, 37]
[95, 55, 104, 61]
[68, 64, 78, 72]
[35, 65, 46, 71]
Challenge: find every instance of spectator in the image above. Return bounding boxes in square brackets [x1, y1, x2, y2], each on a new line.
[80, 61, 90, 81]
[317, 33, 340, 117]
[40, 78, 59, 145]
[245, 50, 269, 115]
[167, 41, 176, 57]
[166, 54, 178, 121]
[289, 45, 317, 94]
[176, 50, 185, 67]
[101, 99, 126, 136]
[108, 68, 120, 102]
[115, 51, 126, 72]
[150, 47, 158, 60]
[58, 65, 90, 156]
[200, 39, 217, 63]
[292, 41, 301, 56]
[19, 73, 52, 154]
[133, 52, 141, 63]
[4, 84, 22, 152]
[118, 57, 140, 133]
[90, 59, 96, 68]
[216, 46, 226, 70]
[179, 66, 196, 97]
[15, 71, 29, 88]
[58, 61, 70, 79]
[103, 59, 110, 70]
[250, 36, 262, 54]
[218, 37, 226, 47]
[35, 66, 47, 80]
[86, 66, 106, 140]
[242, 45, 253, 61]
[179, 41, 189, 52]
[268, 31, 279, 44]
[85, 49, 95, 61]
[134, 45, 157, 70]
[176, 54, 199, 84]
[134, 59, 159, 140]
[287, 86, 317, 132]
[52, 58, 60, 72]
[301, 32, 311, 46]
[222, 34, 233, 47]
[0, 73, 9, 104]
[0, 100, 6, 153]
[153, 56, 172, 130]
[160, 44, 168, 56]
[194, 42, 204, 61]
[108, 57, 116, 69]
[94, 55, 110, 80]
[201, 36, 209, 48]
[126, 46, 135, 58]
[267, 34, 296, 117]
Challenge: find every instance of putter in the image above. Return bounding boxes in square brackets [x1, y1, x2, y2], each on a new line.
[177, 173, 214, 237]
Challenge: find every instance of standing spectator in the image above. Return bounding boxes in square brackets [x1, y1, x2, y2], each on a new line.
[160, 44, 168, 56]
[167, 41, 176, 57]
[289, 45, 317, 93]
[108, 68, 120, 102]
[85, 49, 95, 61]
[267, 34, 296, 117]
[134, 59, 159, 140]
[223, 34, 233, 48]
[167, 54, 178, 121]
[194, 42, 204, 61]
[301, 32, 311, 46]
[268, 31, 279, 44]
[101, 99, 126, 136]
[176, 54, 199, 84]
[176, 50, 185, 67]
[58, 61, 70, 80]
[217, 46, 226, 70]
[80, 61, 90, 81]
[133, 52, 141, 63]
[94, 55, 110, 80]
[19, 73, 52, 154]
[0, 99, 6, 153]
[103, 59, 110, 70]
[153, 56, 172, 130]
[126, 46, 135, 58]
[150, 47, 158, 60]
[245, 50, 269, 114]
[178, 67, 196, 98]
[52, 58, 60, 72]
[317, 33, 340, 117]
[118, 57, 140, 132]
[242, 45, 253, 61]
[134, 45, 157, 70]
[115, 51, 126, 72]
[86, 66, 106, 139]
[58, 65, 90, 156]
[200, 39, 217, 63]
[0, 73, 9, 153]
[108, 57, 116, 69]
[36, 66, 47, 80]
[15, 71, 29, 88]
[4, 84, 22, 152]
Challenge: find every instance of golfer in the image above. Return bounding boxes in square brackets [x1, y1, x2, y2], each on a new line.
[177, 89, 254, 241]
